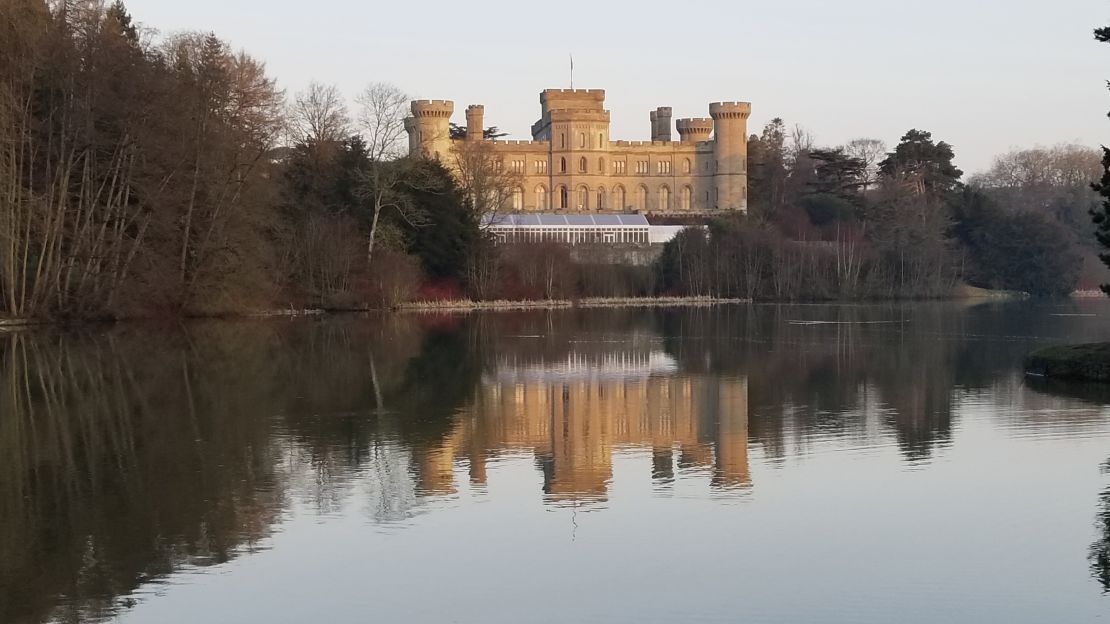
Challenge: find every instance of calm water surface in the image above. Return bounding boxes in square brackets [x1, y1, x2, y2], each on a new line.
[4, 301, 1110, 623]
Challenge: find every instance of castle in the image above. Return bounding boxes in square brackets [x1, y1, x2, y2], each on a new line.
[404, 89, 751, 214]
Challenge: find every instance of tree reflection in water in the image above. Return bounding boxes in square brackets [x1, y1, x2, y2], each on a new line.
[1093, 460, 1110, 593]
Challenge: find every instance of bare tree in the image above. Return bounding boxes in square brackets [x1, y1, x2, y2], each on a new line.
[450, 139, 523, 222]
[843, 138, 887, 190]
[354, 82, 427, 265]
[290, 81, 349, 146]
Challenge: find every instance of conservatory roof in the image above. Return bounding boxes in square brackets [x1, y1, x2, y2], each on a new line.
[482, 213, 650, 228]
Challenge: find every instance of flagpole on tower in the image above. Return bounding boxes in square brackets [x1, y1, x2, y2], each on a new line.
[570, 53, 574, 89]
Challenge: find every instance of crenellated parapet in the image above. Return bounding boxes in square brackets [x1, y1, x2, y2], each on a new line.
[411, 100, 455, 118]
[709, 102, 752, 120]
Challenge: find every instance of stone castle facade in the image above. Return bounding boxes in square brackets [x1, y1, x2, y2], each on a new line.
[404, 89, 751, 214]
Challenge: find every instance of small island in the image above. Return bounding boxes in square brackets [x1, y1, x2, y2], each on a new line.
[1026, 343, 1110, 382]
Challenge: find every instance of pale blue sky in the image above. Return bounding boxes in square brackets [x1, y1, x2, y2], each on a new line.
[125, 0, 1110, 173]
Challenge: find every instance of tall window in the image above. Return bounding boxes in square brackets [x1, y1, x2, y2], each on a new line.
[536, 185, 548, 210]
[597, 187, 605, 210]
[636, 161, 649, 174]
[598, 132, 603, 146]
[657, 161, 671, 175]
[512, 187, 524, 210]
[535, 160, 547, 174]
[681, 186, 692, 210]
[683, 158, 691, 173]
[614, 186, 626, 210]
[561, 134, 566, 149]
[579, 133, 586, 148]
[598, 157, 605, 172]
[560, 157, 567, 173]
[637, 185, 648, 211]
[613, 161, 626, 175]
[658, 185, 670, 211]
[559, 186, 568, 209]
[577, 185, 589, 210]
[579, 156, 587, 173]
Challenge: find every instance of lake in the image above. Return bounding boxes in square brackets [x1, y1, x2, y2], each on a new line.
[4, 301, 1110, 623]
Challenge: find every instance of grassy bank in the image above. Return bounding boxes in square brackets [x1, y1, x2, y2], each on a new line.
[1025, 343, 1110, 382]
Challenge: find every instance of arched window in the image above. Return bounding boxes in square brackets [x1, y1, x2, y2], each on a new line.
[579, 156, 587, 173]
[579, 133, 586, 148]
[614, 185, 626, 210]
[560, 157, 567, 173]
[658, 185, 670, 211]
[577, 185, 589, 210]
[559, 185, 568, 209]
[681, 186, 692, 210]
[560, 134, 566, 149]
[598, 132, 603, 146]
[536, 185, 548, 210]
[683, 158, 691, 174]
[637, 185, 648, 212]
[512, 187, 524, 211]
[597, 186, 606, 210]
[598, 157, 605, 172]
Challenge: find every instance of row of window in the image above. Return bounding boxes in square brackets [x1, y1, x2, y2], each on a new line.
[506, 157, 698, 175]
[513, 184, 700, 211]
[560, 132, 607, 150]
[516, 158, 747, 175]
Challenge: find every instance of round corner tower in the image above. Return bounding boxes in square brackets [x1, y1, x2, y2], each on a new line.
[709, 102, 751, 212]
[676, 118, 713, 144]
[408, 100, 454, 159]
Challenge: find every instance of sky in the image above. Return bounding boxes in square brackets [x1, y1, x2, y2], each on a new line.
[122, 0, 1110, 174]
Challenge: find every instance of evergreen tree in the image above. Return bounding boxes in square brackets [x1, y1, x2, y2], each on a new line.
[1090, 25, 1110, 293]
[880, 129, 963, 195]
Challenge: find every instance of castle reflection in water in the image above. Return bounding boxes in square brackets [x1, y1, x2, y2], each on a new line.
[412, 346, 750, 503]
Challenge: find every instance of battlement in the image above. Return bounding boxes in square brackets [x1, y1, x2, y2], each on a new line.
[411, 100, 454, 118]
[466, 104, 485, 114]
[676, 118, 714, 130]
[542, 88, 606, 97]
[655, 107, 673, 115]
[709, 102, 752, 120]
[541, 89, 606, 116]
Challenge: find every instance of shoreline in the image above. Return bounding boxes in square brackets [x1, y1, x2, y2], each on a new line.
[0, 289, 1073, 326]
[396, 296, 749, 313]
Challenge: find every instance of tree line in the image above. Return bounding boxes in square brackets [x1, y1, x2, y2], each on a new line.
[658, 124, 1100, 300]
[1, 1, 1101, 321]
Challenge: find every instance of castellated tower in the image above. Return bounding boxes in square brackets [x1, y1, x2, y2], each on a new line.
[465, 105, 484, 141]
[408, 100, 454, 160]
[710, 102, 751, 212]
[650, 107, 672, 142]
[676, 118, 713, 144]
